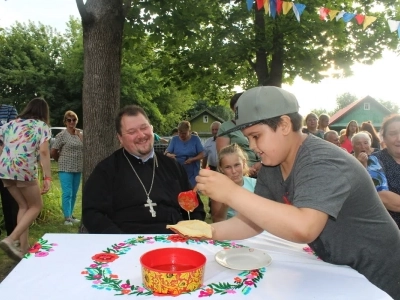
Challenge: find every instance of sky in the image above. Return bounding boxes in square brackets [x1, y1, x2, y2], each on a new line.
[1, 0, 399, 115]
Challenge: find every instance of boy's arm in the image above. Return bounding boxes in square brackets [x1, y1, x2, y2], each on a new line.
[213, 186, 328, 243]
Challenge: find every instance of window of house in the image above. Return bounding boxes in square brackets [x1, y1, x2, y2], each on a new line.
[203, 115, 209, 123]
[364, 103, 370, 110]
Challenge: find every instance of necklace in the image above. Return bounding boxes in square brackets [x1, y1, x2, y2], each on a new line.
[123, 149, 158, 217]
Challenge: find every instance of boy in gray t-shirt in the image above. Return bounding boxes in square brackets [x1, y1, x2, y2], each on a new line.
[195, 86, 400, 298]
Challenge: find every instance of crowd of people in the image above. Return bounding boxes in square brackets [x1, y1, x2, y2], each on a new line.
[0, 87, 399, 297]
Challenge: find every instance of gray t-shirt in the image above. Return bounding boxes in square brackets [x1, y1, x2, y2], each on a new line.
[255, 135, 400, 298]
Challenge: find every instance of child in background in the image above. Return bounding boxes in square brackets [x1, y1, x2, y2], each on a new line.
[211, 144, 256, 222]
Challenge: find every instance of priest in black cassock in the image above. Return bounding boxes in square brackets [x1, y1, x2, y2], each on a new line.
[82, 105, 206, 234]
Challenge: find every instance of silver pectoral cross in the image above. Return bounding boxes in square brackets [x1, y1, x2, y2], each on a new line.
[144, 198, 157, 217]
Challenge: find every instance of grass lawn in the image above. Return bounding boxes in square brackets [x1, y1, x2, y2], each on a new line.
[0, 162, 211, 282]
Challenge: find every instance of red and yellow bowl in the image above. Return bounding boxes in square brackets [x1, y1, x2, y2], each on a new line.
[140, 247, 206, 295]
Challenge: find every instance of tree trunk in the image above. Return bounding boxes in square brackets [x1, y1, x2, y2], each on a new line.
[253, 7, 283, 87]
[266, 30, 283, 87]
[254, 8, 269, 86]
[76, 0, 125, 185]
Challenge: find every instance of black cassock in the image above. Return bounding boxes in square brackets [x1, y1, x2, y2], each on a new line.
[82, 148, 206, 234]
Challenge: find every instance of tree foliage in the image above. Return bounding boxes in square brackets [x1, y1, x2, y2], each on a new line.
[378, 99, 399, 114]
[125, 0, 399, 89]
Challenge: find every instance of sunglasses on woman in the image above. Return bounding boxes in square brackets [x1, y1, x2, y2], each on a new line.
[66, 118, 77, 123]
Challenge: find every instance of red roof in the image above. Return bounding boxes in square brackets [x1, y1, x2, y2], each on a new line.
[329, 99, 362, 124]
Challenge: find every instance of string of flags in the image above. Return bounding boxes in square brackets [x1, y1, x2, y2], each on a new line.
[246, 0, 400, 37]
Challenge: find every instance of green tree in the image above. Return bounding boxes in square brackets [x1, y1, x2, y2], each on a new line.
[378, 99, 399, 114]
[311, 108, 329, 117]
[0, 21, 67, 123]
[331, 92, 358, 115]
[125, 0, 399, 89]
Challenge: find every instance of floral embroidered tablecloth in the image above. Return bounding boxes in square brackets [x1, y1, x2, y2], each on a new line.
[0, 232, 391, 300]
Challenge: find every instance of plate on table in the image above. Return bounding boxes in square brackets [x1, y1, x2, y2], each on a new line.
[215, 248, 272, 270]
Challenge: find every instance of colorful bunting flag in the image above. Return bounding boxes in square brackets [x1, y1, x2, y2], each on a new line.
[256, 0, 264, 10]
[264, 0, 270, 14]
[363, 16, 376, 30]
[242, 0, 396, 36]
[328, 10, 339, 21]
[282, 1, 293, 15]
[319, 7, 330, 21]
[247, 0, 253, 11]
[387, 20, 400, 33]
[355, 14, 365, 25]
[293, 3, 306, 22]
[270, 0, 277, 19]
[336, 11, 345, 21]
[277, 0, 283, 15]
[342, 13, 355, 23]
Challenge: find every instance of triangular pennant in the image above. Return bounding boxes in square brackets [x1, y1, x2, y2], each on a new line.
[328, 10, 339, 21]
[247, 0, 254, 11]
[336, 11, 345, 21]
[282, 1, 293, 15]
[342, 13, 355, 23]
[293, 3, 306, 22]
[355, 14, 365, 25]
[276, 0, 283, 15]
[363, 15, 377, 30]
[270, 0, 277, 19]
[387, 20, 400, 33]
[256, 0, 264, 10]
[264, 0, 270, 14]
[319, 7, 330, 21]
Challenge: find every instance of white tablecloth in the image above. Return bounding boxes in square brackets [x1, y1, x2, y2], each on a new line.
[0, 232, 391, 300]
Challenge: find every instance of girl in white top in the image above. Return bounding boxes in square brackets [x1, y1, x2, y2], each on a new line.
[211, 143, 256, 222]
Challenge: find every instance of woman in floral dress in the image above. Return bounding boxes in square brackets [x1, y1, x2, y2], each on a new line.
[0, 98, 52, 261]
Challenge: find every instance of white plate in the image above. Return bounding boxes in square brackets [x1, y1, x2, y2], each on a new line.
[215, 247, 272, 270]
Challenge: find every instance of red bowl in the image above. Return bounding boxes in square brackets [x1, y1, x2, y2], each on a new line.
[140, 247, 206, 295]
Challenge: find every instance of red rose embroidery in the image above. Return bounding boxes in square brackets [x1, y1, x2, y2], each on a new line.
[167, 234, 188, 243]
[91, 253, 119, 263]
[28, 243, 42, 253]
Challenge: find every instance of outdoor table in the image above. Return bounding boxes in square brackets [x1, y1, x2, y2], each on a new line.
[0, 231, 391, 299]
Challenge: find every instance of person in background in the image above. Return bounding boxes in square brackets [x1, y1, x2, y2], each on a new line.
[202, 121, 221, 171]
[351, 131, 388, 193]
[50, 111, 83, 226]
[165, 121, 204, 187]
[82, 105, 205, 234]
[372, 114, 400, 228]
[324, 130, 340, 146]
[211, 143, 256, 222]
[154, 133, 169, 144]
[217, 93, 261, 177]
[360, 121, 381, 150]
[196, 86, 400, 297]
[302, 113, 324, 138]
[202, 121, 221, 215]
[317, 114, 330, 133]
[170, 128, 178, 136]
[0, 98, 51, 261]
[340, 120, 359, 153]
[0, 104, 19, 240]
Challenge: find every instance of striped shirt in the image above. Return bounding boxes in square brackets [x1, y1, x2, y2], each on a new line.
[0, 104, 18, 145]
[0, 104, 17, 124]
